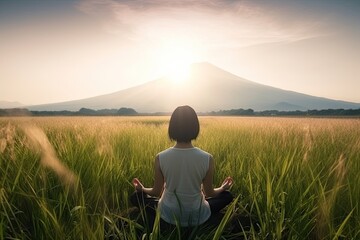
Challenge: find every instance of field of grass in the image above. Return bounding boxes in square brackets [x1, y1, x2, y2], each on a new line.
[0, 116, 359, 239]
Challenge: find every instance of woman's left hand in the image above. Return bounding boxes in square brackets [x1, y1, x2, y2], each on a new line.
[132, 178, 144, 192]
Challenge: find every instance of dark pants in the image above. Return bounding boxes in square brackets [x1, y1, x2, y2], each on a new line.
[129, 191, 234, 229]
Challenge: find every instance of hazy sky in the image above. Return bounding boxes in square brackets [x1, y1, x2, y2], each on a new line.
[1, 0, 360, 105]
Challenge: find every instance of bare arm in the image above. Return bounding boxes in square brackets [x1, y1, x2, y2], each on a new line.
[202, 156, 233, 198]
[133, 154, 164, 197]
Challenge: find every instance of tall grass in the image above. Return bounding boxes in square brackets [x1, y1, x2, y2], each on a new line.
[0, 116, 359, 239]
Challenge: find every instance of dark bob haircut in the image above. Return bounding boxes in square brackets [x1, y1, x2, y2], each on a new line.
[168, 105, 200, 143]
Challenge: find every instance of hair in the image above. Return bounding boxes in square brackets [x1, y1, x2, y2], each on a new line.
[168, 105, 200, 143]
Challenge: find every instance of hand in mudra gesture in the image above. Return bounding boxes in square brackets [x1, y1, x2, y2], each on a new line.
[221, 176, 233, 190]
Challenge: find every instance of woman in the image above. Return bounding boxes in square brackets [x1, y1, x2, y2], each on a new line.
[130, 105, 233, 228]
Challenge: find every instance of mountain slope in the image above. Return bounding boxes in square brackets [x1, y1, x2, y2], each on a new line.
[27, 62, 360, 112]
[0, 101, 25, 109]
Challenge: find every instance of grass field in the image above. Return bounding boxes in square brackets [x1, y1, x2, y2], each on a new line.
[0, 116, 359, 239]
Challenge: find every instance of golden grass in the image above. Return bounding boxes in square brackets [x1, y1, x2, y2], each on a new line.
[0, 116, 359, 239]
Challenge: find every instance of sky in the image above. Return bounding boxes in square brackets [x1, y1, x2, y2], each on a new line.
[0, 0, 360, 106]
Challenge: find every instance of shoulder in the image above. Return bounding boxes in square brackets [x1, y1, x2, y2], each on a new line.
[158, 147, 173, 156]
[157, 147, 173, 162]
[194, 147, 212, 157]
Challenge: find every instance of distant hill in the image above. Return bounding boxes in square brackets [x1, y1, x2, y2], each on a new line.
[27, 62, 360, 112]
[0, 101, 24, 109]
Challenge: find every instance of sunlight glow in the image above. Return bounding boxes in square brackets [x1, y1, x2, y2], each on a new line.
[153, 42, 199, 84]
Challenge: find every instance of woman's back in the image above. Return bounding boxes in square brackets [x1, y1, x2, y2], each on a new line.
[158, 147, 211, 226]
[159, 147, 210, 194]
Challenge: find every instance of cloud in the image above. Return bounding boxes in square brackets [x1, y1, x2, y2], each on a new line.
[77, 0, 241, 11]
[76, 0, 322, 49]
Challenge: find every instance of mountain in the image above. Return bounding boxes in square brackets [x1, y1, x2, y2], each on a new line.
[27, 62, 360, 112]
[0, 101, 25, 109]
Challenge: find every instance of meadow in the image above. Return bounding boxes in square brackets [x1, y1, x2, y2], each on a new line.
[0, 116, 359, 239]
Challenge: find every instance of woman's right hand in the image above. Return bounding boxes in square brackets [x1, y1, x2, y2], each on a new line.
[132, 178, 144, 192]
[221, 176, 233, 190]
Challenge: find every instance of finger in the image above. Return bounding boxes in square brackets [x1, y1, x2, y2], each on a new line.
[132, 178, 139, 186]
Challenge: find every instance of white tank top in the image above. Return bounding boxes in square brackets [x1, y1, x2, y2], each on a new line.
[158, 147, 211, 226]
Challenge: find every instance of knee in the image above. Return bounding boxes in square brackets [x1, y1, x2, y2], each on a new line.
[130, 191, 145, 206]
[221, 191, 234, 204]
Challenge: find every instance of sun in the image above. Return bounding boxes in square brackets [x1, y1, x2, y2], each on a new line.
[154, 42, 198, 84]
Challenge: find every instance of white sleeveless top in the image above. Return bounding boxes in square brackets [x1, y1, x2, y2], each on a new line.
[158, 147, 211, 226]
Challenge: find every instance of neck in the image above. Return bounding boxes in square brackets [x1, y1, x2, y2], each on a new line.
[174, 142, 194, 148]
